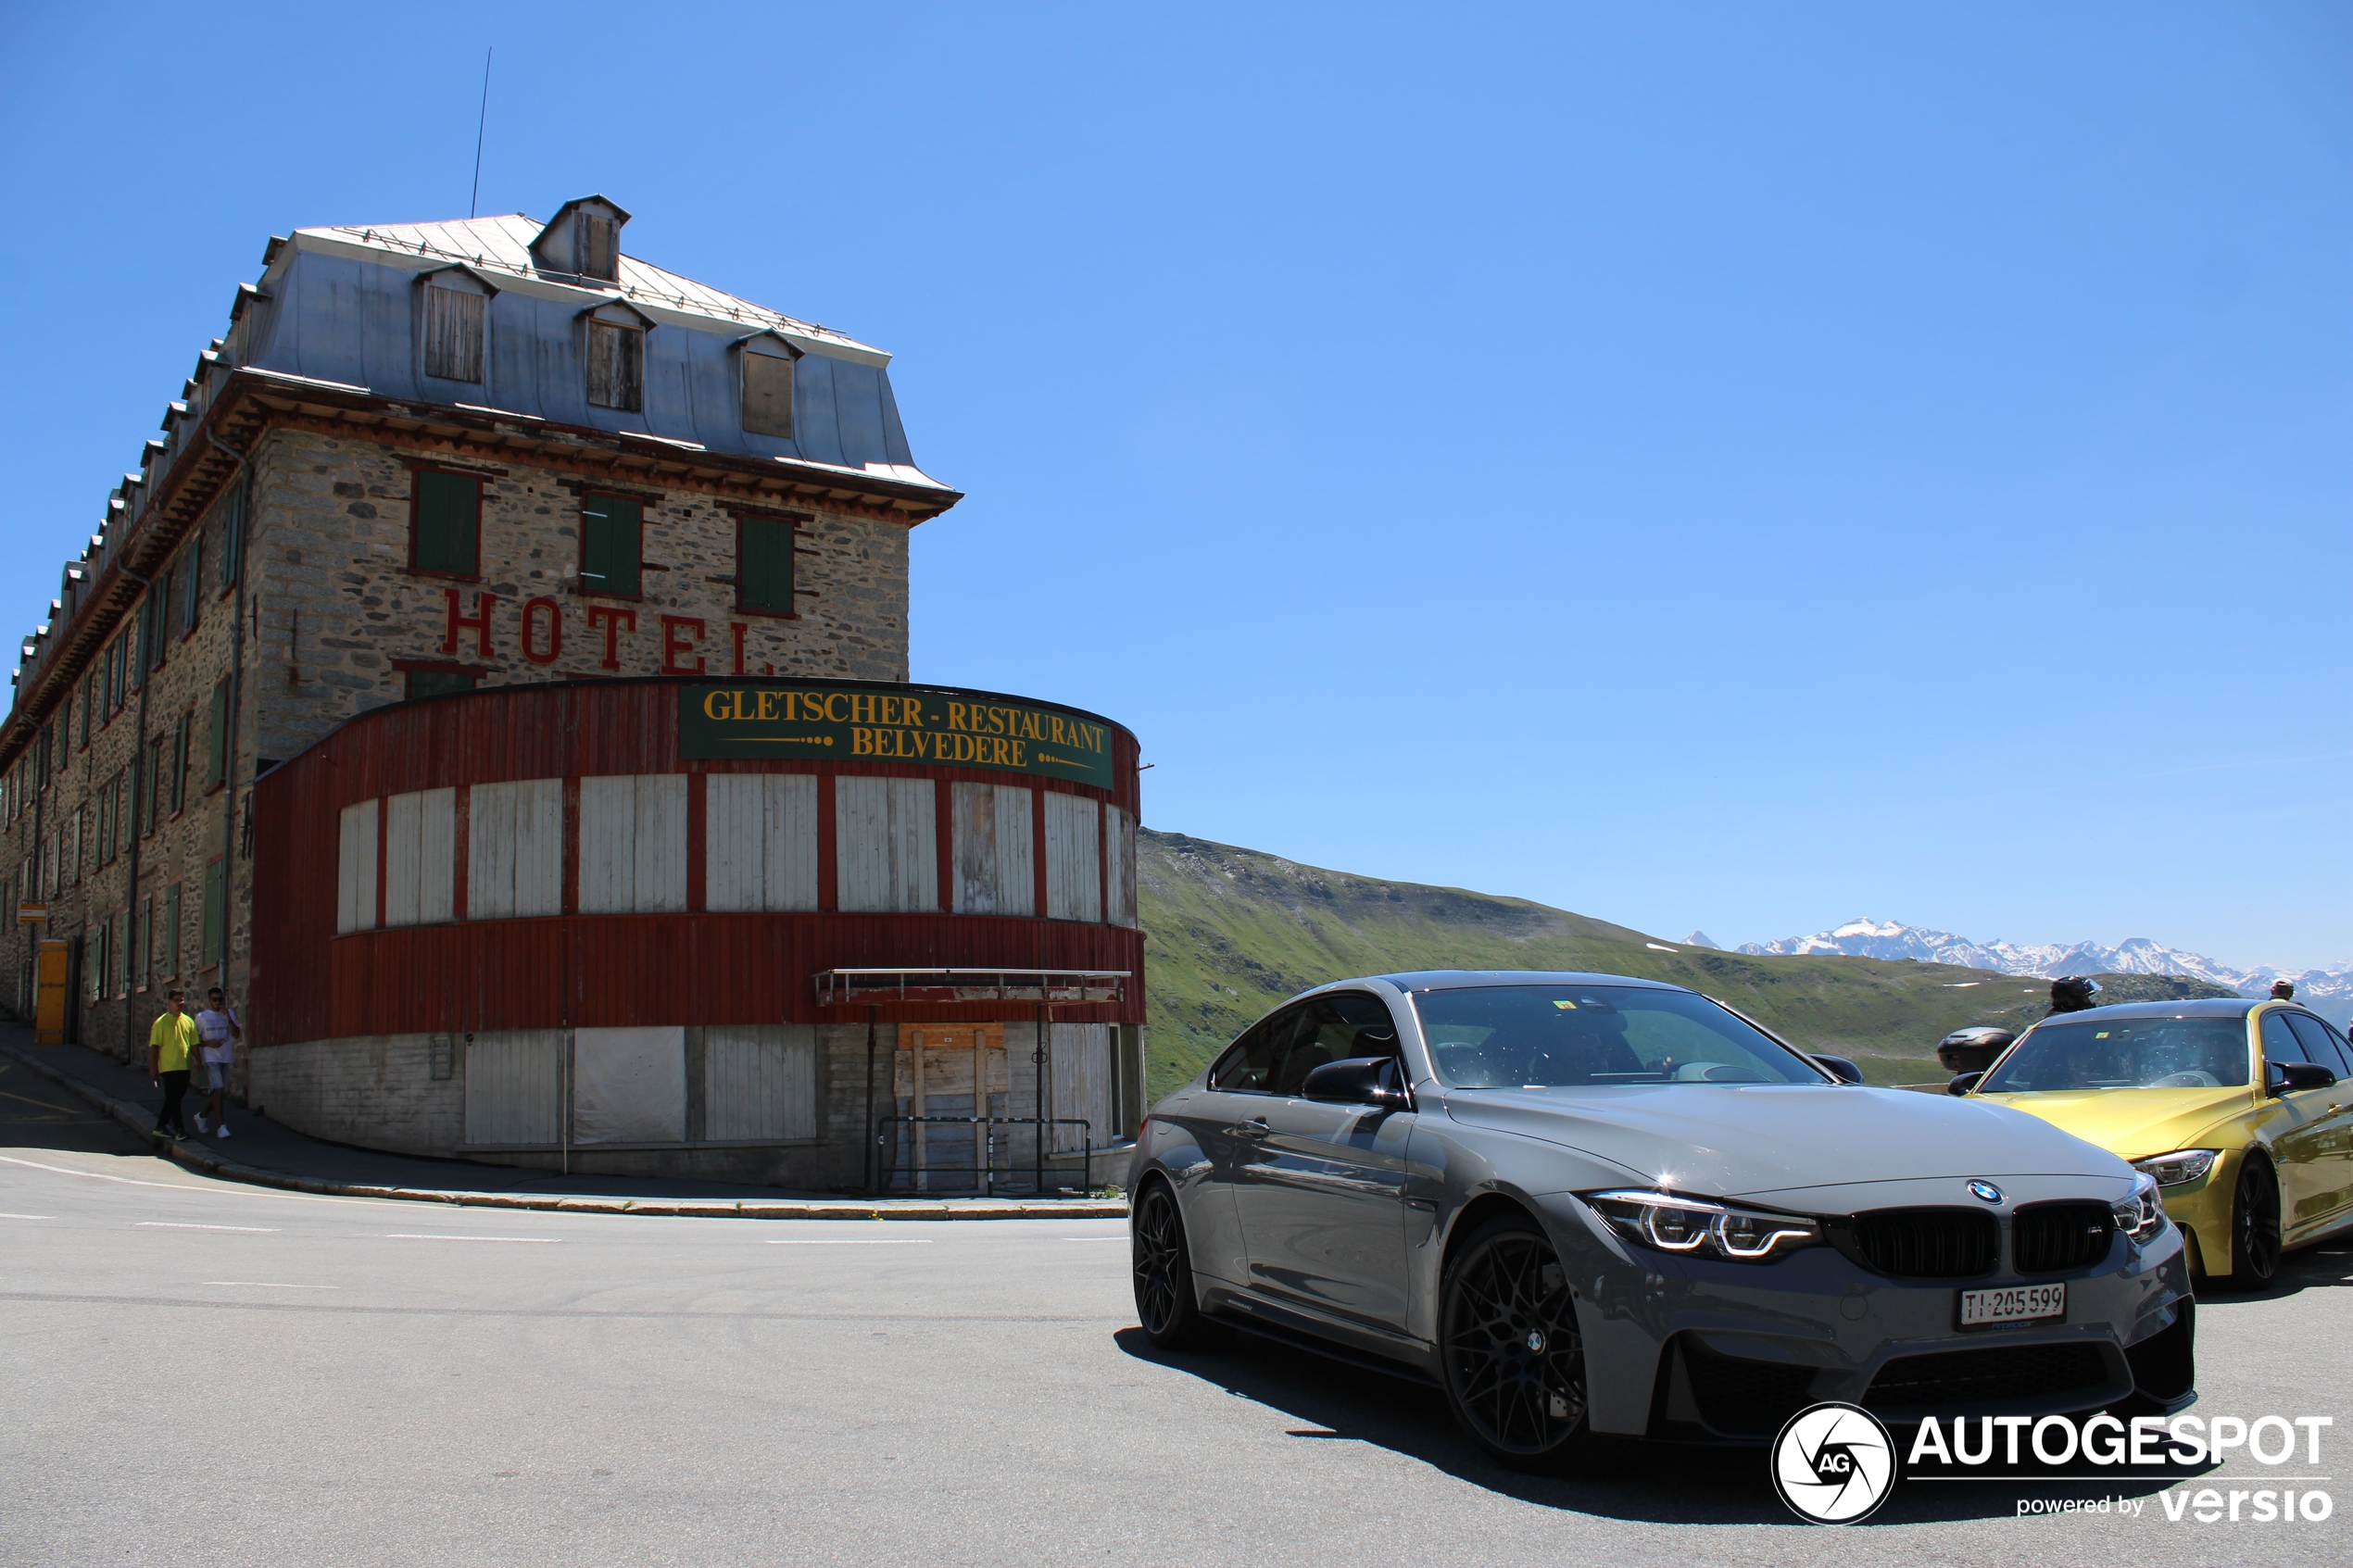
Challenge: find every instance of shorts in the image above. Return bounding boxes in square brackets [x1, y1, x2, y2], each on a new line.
[202, 1063, 229, 1091]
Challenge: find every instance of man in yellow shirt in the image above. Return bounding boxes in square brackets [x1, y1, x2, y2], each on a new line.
[148, 987, 201, 1141]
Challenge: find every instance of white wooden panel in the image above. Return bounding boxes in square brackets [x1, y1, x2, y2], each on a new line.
[572, 1025, 686, 1144]
[467, 779, 563, 921]
[577, 775, 636, 913]
[336, 799, 378, 935]
[762, 774, 820, 911]
[1104, 804, 1138, 928]
[705, 1024, 818, 1141]
[632, 774, 687, 913]
[951, 783, 1034, 916]
[1043, 792, 1101, 923]
[836, 776, 937, 913]
[384, 787, 456, 925]
[463, 1030, 564, 1146]
[705, 775, 763, 912]
[1049, 1022, 1113, 1153]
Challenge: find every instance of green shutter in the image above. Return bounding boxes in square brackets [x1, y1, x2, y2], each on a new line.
[207, 683, 229, 788]
[219, 488, 244, 591]
[581, 496, 641, 596]
[97, 781, 113, 865]
[171, 715, 188, 811]
[183, 542, 201, 632]
[412, 470, 480, 576]
[202, 861, 223, 967]
[737, 516, 795, 613]
[166, 883, 182, 979]
[85, 928, 99, 1003]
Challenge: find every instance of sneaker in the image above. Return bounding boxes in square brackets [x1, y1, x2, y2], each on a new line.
[193, 1113, 208, 1135]
[215, 1125, 231, 1139]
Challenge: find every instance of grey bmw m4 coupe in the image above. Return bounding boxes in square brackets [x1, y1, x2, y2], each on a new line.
[1127, 972, 2196, 1472]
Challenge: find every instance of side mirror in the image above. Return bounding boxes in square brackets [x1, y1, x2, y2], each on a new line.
[1302, 1055, 1408, 1108]
[1947, 1071, 1984, 1097]
[1812, 1054, 1863, 1085]
[2272, 1060, 2338, 1095]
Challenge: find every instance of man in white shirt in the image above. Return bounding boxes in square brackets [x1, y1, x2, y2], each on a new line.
[192, 987, 242, 1139]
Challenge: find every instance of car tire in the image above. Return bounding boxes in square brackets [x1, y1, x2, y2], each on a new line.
[1438, 1212, 1593, 1473]
[2219, 1152, 2282, 1290]
[1131, 1180, 1227, 1350]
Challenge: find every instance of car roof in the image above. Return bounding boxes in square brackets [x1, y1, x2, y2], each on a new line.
[1369, 970, 1687, 994]
[2032, 997, 2258, 1023]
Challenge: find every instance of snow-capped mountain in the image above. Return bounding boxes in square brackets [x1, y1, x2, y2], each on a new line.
[1737, 919, 2353, 1022]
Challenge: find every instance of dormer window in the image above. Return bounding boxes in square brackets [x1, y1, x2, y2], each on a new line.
[739, 333, 799, 440]
[585, 302, 648, 412]
[422, 272, 489, 383]
[577, 212, 619, 282]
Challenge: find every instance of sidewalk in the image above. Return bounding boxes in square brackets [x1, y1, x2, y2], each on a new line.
[0, 1027, 1126, 1221]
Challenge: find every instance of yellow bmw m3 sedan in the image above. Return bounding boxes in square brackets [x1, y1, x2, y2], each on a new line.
[1961, 997, 2353, 1288]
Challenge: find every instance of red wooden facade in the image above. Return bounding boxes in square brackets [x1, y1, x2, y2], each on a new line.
[250, 679, 1144, 1047]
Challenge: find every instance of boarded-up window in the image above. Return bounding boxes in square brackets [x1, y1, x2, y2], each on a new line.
[705, 1025, 819, 1142]
[205, 681, 228, 788]
[585, 320, 642, 410]
[383, 788, 457, 928]
[464, 1031, 566, 1147]
[577, 213, 620, 282]
[1043, 791, 1102, 922]
[423, 283, 485, 382]
[578, 774, 687, 913]
[406, 670, 477, 701]
[835, 776, 937, 913]
[336, 799, 379, 935]
[742, 349, 795, 439]
[581, 495, 642, 596]
[201, 859, 224, 967]
[467, 778, 563, 920]
[705, 774, 818, 912]
[572, 1026, 686, 1145]
[736, 515, 795, 614]
[950, 782, 1034, 916]
[410, 470, 480, 577]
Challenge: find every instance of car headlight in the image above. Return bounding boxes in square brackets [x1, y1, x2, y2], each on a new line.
[1586, 1190, 1819, 1261]
[2132, 1148, 2219, 1188]
[2110, 1173, 2167, 1244]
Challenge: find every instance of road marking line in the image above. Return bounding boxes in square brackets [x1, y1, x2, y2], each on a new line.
[0, 1153, 205, 1189]
[205, 1281, 340, 1289]
[138, 1222, 279, 1232]
[0, 1212, 57, 1220]
[383, 1234, 560, 1243]
[763, 1238, 934, 1245]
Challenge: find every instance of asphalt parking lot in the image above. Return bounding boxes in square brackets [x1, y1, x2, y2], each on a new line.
[4, 1069, 2347, 1568]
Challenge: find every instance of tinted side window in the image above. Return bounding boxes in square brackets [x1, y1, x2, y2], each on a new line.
[1210, 1006, 1305, 1093]
[1273, 993, 1401, 1097]
[2284, 1013, 2351, 1079]
[2260, 1011, 2308, 1066]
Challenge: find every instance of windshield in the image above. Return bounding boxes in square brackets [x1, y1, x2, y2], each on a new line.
[1412, 985, 1827, 1087]
[1979, 1015, 2251, 1092]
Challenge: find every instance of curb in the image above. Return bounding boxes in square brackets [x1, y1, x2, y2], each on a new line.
[0, 1042, 1128, 1221]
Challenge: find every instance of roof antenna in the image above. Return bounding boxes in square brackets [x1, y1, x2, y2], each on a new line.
[469, 47, 493, 219]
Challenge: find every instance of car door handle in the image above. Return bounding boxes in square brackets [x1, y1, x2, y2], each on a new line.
[1231, 1116, 1270, 1137]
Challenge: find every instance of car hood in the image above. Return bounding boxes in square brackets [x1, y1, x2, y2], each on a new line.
[1441, 1083, 2125, 1198]
[1972, 1085, 2259, 1160]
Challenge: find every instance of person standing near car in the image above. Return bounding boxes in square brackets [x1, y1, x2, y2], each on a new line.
[2271, 979, 2296, 1001]
[147, 988, 201, 1141]
[2048, 976, 2102, 1015]
[192, 986, 242, 1140]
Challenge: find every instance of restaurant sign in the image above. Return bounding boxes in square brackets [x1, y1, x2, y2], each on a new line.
[680, 683, 1117, 790]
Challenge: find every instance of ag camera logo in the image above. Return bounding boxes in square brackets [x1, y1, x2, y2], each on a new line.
[1772, 1401, 1896, 1524]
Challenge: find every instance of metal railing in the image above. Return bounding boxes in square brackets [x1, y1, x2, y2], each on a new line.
[874, 1114, 1094, 1198]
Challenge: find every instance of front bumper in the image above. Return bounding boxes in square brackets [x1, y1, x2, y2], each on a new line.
[2150, 1152, 2236, 1278]
[1534, 1190, 2195, 1439]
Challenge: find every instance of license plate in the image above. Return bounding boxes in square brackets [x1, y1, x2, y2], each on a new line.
[1959, 1283, 2065, 1327]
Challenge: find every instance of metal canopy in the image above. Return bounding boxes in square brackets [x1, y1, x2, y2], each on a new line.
[814, 968, 1128, 1008]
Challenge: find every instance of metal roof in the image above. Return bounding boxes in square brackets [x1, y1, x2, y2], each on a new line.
[297, 213, 883, 358]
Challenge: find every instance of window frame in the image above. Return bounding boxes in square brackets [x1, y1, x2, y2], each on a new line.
[578, 492, 646, 600]
[407, 466, 484, 582]
[733, 510, 801, 620]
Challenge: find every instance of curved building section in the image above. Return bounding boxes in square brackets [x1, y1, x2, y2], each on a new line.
[249, 678, 1145, 1191]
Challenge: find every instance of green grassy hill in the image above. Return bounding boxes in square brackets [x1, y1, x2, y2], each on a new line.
[1136, 829, 2232, 1094]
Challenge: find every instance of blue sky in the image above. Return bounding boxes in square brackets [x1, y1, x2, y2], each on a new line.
[3, 4, 2347, 968]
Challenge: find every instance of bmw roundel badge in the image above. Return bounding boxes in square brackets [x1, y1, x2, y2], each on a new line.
[1968, 1180, 2003, 1204]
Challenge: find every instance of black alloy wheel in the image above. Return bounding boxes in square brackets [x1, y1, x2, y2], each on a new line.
[2223, 1153, 2282, 1289]
[1132, 1181, 1225, 1350]
[1439, 1214, 1592, 1472]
